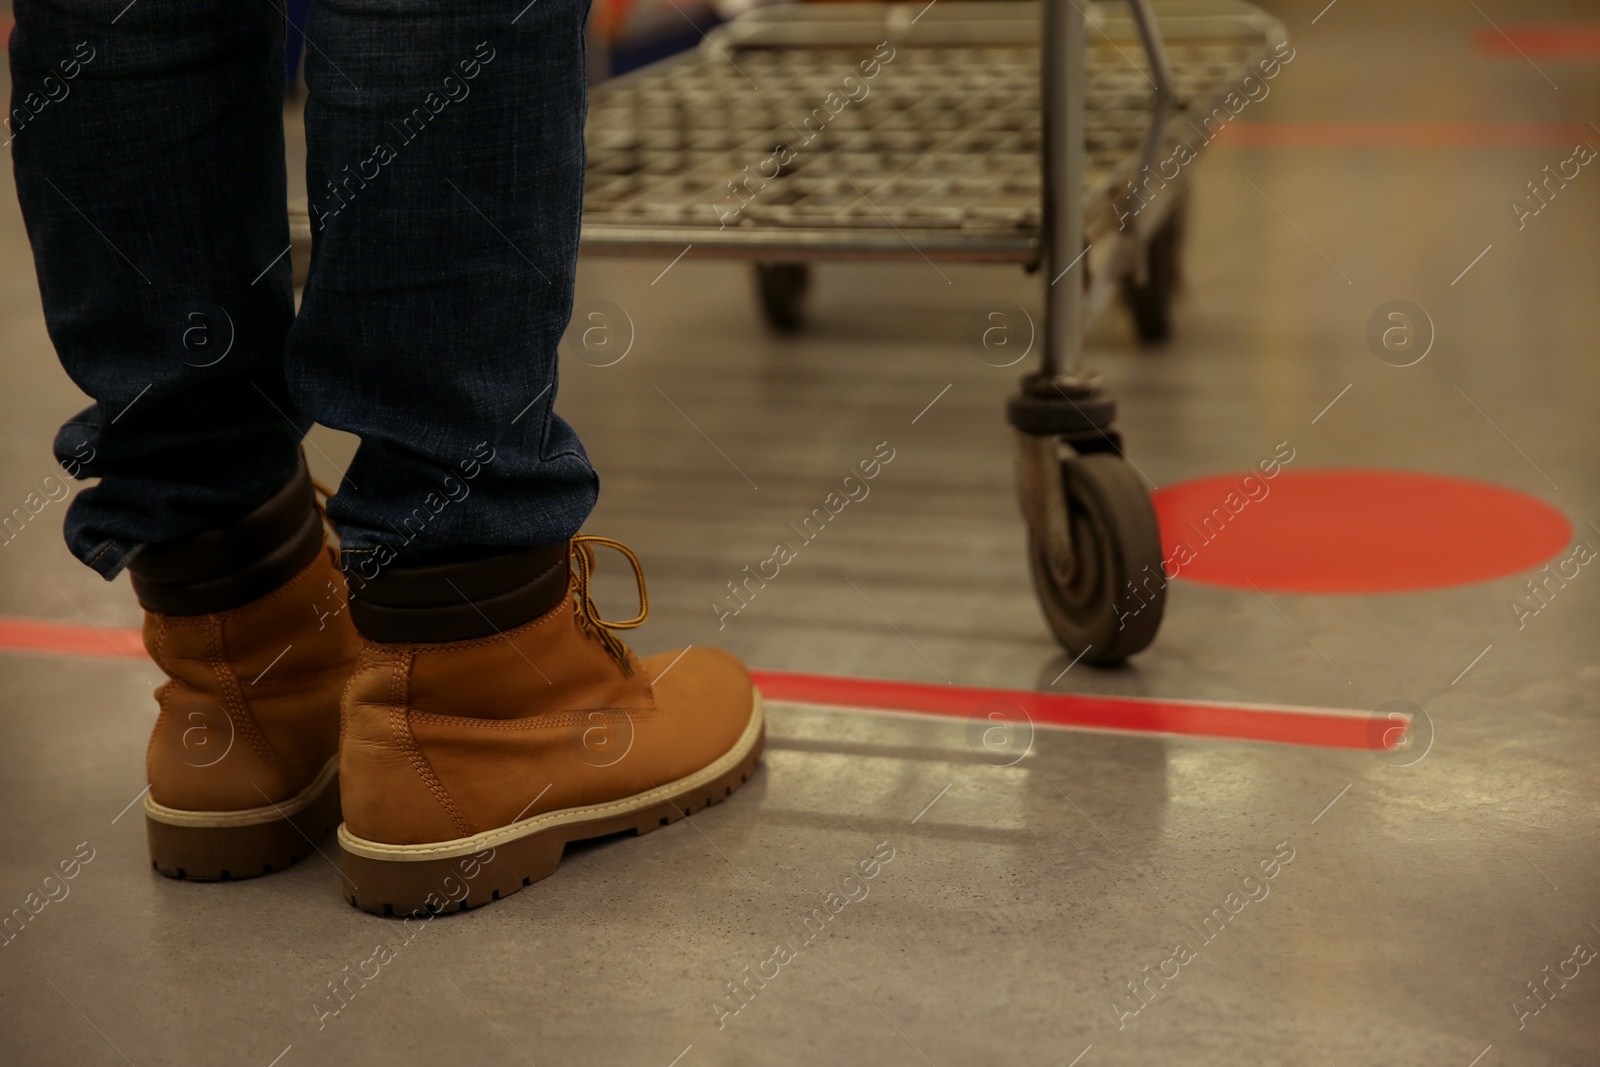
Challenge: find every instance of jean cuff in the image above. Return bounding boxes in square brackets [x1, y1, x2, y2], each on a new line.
[78, 536, 144, 581]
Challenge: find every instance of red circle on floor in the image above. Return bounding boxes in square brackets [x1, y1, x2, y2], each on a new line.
[1151, 468, 1571, 593]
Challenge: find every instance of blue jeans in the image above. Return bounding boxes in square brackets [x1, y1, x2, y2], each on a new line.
[9, 0, 598, 579]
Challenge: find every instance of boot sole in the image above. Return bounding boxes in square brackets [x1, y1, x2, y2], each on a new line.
[144, 758, 341, 882]
[337, 691, 765, 916]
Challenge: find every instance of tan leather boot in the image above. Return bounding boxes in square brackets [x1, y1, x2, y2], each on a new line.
[336, 536, 764, 915]
[133, 461, 358, 880]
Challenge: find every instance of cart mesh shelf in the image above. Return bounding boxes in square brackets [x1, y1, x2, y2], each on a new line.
[582, 0, 1286, 261]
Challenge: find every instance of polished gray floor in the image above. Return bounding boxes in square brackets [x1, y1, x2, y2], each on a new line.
[2, 1, 1597, 1064]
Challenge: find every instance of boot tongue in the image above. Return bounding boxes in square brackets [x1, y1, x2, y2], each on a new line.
[129, 456, 323, 615]
[347, 542, 570, 644]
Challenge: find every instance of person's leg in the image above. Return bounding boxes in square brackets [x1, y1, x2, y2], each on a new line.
[10, 0, 305, 578]
[294, 1, 762, 914]
[288, 0, 598, 578]
[10, 1, 358, 879]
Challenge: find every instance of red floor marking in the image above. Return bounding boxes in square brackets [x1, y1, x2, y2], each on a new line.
[1211, 121, 1595, 149]
[1474, 25, 1600, 59]
[1153, 468, 1572, 594]
[751, 669, 1386, 751]
[0, 616, 146, 660]
[0, 616, 1386, 750]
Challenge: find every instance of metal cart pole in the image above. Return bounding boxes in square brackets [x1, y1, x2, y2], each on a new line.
[1041, 0, 1086, 382]
[1011, 0, 1086, 623]
[1044, 0, 1174, 372]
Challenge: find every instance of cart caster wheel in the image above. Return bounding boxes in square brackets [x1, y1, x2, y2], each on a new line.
[1028, 452, 1165, 664]
[754, 262, 810, 333]
[1120, 206, 1183, 345]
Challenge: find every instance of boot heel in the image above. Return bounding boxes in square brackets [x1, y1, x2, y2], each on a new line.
[339, 831, 564, 916]
[144, 764, 341, 881]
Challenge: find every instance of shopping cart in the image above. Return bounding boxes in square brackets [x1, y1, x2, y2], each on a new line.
[580, 0, 1286, 663]
[287, 0, 1286, 664]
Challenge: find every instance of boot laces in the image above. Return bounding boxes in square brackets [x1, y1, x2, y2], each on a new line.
[571, 535, 648, 674]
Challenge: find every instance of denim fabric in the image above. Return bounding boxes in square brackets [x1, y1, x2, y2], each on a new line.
[9, 0, 598, 579]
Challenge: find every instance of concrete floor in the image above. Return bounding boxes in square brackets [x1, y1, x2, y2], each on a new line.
[2, 1, 1598, 1064]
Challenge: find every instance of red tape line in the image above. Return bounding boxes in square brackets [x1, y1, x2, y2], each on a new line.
[0, 616, 1389, 751]
[751, 669, 1384, 750]
[0, 616, 147, 660]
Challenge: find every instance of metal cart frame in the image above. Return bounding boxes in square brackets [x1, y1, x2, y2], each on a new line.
[575, 1, 1285, 663]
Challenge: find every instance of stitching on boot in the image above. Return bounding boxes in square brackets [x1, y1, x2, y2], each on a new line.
[206, 614, 293, 787]
[387, 650, 473, 838]
[340, 708, 765, 859]
[408, 706, 662, 729]
[146, 615, 170, 770]
[337, 655, 364, 755]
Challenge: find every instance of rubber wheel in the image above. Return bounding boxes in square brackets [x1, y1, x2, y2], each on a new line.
[1120, 208, 1181, 345]
[754, 262, 809, 333]
[1028, 452, 1165, 664]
